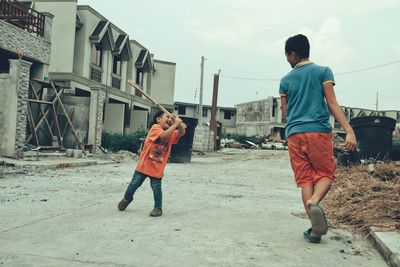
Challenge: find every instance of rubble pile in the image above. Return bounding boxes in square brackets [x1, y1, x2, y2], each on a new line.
[222, 136, 287, 150]
[324, 162, 400, 232]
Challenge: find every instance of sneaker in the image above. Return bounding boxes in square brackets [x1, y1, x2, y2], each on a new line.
[149, 208, 162, 217]
[118, 198, 131, 211]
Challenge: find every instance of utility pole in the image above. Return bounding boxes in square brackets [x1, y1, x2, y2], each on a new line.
[375, 91, 379, 111]
[199, 56, 204, 126]
[210, 70, 221, 151]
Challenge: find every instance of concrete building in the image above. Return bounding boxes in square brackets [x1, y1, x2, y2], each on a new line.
[25, 0, 176, 152]
[174, 101, 237, 134]
[0, 0, 53, 157]
[235, 97, 285, 138]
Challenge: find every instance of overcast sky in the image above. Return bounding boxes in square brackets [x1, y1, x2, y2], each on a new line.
[79, 0, 400, 110]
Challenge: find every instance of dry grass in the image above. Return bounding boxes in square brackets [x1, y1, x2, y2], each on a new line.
[323, 162, 400, 232]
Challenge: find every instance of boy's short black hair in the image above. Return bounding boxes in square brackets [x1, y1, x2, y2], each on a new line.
[152, 110, 165, 125]
[285, 34, 310, 59]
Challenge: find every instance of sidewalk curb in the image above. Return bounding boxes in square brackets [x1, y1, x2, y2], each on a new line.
[1, 158, 117, 170]
[368, 227, 400, 267]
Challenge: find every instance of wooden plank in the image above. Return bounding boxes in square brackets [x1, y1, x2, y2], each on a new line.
[28, 99, 53, 105]
[51, 104, 63, 147]
[27, 103, 40, 147]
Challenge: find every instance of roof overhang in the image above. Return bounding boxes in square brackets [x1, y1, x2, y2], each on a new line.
[113, 34, 132, 61]
[89, 20, 114, 50]
[135, 49, 154, 73]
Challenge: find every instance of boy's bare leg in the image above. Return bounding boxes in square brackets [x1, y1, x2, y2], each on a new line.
[301, 184, 314, 218]
[301, 178, 332, 237]
[305, 177, 332, 208]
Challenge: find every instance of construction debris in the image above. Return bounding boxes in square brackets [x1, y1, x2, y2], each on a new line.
[221, 136, 287, 150]
[324, 161, 400, 232]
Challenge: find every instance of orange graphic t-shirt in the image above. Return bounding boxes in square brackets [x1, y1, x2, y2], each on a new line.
[135, 124, 179, 178]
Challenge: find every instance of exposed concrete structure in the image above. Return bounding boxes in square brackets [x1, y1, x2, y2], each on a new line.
[235, 97, 284, 138]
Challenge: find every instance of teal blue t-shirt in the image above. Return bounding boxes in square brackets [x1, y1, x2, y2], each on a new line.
[279, 62, 334, 137]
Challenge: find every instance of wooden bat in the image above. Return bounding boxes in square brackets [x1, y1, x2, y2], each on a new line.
[127, 80, 172, 116]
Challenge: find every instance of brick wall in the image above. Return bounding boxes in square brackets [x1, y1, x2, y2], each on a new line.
[96, 89, 106, 148]
[14, 60, 31, 150]
[0, 74, 10, 155]
[0, 20, 51, 64]
[193, 126, 214, 152]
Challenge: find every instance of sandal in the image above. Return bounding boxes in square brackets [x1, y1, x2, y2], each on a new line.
[309, 204, 328, 235]
[303, 228, 321, 243]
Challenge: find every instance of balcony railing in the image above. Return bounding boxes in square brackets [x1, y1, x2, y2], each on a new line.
[111, 74, 121, 89]
[0, 0, 44, 37]
[90, 66, 102, 83]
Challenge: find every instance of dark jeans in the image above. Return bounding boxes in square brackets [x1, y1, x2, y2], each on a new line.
[123, 171, 162, 209]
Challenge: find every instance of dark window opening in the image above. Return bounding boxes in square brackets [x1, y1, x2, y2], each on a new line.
[178, 106, 186, 115]
[202, 107, 208, 117]
[224, 110, 232, 120]
[124, 104, 131, 129]
[135, 69, 144, 96]
[75, 88, 90, 97]
[113, 55, 121, 76]
[272, 98, 277, 117]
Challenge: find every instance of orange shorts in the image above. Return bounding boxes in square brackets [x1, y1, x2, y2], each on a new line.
[287, 132, 336, 187]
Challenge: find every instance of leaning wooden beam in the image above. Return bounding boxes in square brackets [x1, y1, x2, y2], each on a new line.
[50, 82, 86, 155]
[27, 103, 40, 147]
[51, 104, 63, 146]
[28, 99, 53, 105]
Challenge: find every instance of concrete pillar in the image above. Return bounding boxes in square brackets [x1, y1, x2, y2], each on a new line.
[88, 85, 106, 154]
[0, 60, 32, 157]
[42, 12, 54, 43]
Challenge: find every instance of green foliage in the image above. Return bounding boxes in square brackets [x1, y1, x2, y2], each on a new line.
[101, 130, 147, 153]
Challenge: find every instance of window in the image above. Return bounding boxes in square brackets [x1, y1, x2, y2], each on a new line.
[224, 110, 232, 120]
[135, 69, 144, 96]
[136, 69, 143, 86]
[178, 105, 186, 115]
[113, 55, 121, 76]
[272, 98, 277, 117]
[91, 44, 102, 67]
[202, 107, 208, 117]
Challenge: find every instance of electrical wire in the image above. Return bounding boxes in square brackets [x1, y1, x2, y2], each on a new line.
[335, 59, 400, 76]
[208, 59, 400, 81]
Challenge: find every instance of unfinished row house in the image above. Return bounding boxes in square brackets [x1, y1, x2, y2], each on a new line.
[0, 0, 176, 156]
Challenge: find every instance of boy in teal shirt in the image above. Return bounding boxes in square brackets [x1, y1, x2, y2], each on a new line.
[280, 34, 357, 243]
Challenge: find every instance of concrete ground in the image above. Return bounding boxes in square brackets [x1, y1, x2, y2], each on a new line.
[0, 149, 388, 267]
